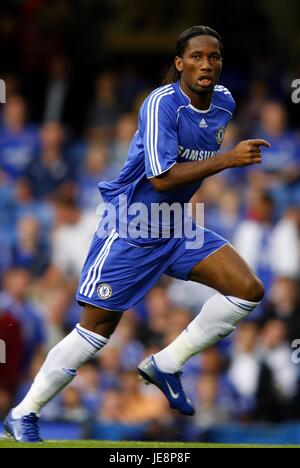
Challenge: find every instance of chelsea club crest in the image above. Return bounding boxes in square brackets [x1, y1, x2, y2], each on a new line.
[97, 283, 113, 300]
[216, 126, 225, 144]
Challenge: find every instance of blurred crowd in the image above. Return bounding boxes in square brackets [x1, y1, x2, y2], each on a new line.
[0, 59, 300, 441]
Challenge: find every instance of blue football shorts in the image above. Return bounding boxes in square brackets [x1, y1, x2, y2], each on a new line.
[76, 221, 228, 312]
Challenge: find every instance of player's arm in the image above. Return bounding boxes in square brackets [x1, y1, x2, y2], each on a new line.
[150, 139, 271, 192]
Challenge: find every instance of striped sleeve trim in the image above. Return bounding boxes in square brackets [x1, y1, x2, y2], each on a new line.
[145, 85, 175, 176]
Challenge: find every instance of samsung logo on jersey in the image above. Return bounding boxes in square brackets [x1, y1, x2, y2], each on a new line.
[178, 146, 219, 161]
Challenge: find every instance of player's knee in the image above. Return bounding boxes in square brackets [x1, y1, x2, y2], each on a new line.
[80, 304, 123, 337]
[241, 276, 265, 303]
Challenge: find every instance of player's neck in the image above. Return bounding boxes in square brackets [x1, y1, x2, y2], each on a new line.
[180, 81, 212, 111]
[188, 92, 212, 111]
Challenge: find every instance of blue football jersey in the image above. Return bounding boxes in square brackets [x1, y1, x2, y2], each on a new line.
[98, 81, 235, 245]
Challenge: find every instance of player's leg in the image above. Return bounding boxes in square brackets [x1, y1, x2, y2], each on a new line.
[5, 305, 123, 442]
[154, 243, 264, 373]
[80, 303, 123, 336]
[139, 240, 264, 416]
[6, 226, 182, 437]
[187, 243, 264, 300]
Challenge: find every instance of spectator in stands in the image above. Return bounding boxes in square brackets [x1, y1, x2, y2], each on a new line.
[263, 277, 300, 342]
[60, 387, 90, 423]
[256, 101, 300, 176]
[239, 79, 270, 135]
[77, 143, 117, 211]
[0, 95, 39, 180]
[76, 361, 103, 414]
[250, 101, 300, 214]
[25, 122, 74, 199]
[259, 319, 299, 406]
[13, 178, 54, 242]
[0, 268, 46, 378]
[51, 196, 97, 276]
[234, 191, 276, 296]
[137, 285, 173, 346]
[110, 311, 145, 371]
[43, 55, 73, 126]
[269, 207, 300, 279]
[97, 389, 123, 423]
[40, 282, 75, 349]
[119, 370, 168, 424]
[227, 322, 280, 421]
[192, 373, 233, 436]
[110, 113, 137, 171]
[0, 307, 23, 417]
[12, 215, 50, 276]
[97, 346, 122, 391]
[87, 72, 122, 141]
[205, 188, 242, 242]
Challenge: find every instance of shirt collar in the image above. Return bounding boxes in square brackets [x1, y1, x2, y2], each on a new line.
[174, 80, 213, 113]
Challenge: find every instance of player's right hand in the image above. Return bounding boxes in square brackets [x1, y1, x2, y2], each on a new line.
[226, 139, 271, 168]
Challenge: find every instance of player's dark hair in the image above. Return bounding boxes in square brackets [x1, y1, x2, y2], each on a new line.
[164, 26, 223, 84]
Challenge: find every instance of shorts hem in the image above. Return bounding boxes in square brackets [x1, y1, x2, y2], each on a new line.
[76, 297, 126, 313]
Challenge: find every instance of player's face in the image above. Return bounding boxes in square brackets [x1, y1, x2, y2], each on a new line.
[175, 35, 222, 95]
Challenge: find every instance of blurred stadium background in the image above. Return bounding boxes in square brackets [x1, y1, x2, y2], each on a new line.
[0, 0, 300, 444]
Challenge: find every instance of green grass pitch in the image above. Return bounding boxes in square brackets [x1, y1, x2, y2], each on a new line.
[0, 440, 299, 448]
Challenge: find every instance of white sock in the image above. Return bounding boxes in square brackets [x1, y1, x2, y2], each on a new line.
[12, 324, 108, 418]
[154, 293, 260, 373]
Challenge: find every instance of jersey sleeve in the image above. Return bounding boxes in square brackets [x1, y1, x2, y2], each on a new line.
[213, 85, 236, 119]
[141, 89, 178, 178]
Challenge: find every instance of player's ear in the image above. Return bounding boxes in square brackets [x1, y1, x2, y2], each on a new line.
[175, 56, 183, 73]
